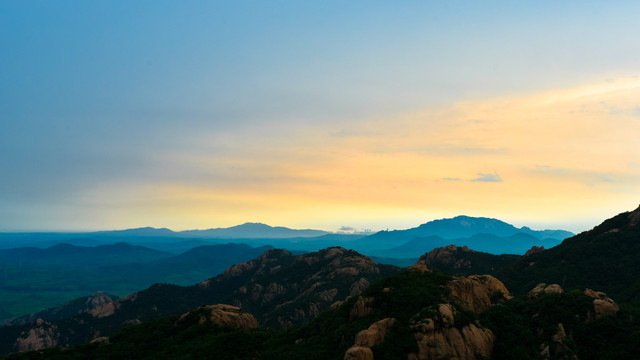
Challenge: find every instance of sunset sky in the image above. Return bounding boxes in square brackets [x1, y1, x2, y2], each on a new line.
[2, 1, 640, 233]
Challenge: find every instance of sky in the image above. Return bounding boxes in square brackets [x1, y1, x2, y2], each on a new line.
[2, 1, 640, 233]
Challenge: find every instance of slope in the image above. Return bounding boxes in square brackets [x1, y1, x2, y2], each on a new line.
[0, 247, 398, 354]
[497, 204, 640, 304]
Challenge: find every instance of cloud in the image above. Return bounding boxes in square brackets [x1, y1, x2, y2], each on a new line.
[339, 226, 356, 232]
[471, 172, 503, 183]
[442, 177, 463, 181]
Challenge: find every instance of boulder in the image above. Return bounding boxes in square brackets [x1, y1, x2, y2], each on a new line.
[350, 296, 375, 319]
[528, 283, 563, 300]
[584, 289, 619, 321]
[344, 346, 373, 360]
[446, 275, 511, 313]
[354, 318, 396, 347]
[15, 319, 60, 352]
[179, 304, 258, 329]
[409, 303, 495, 360]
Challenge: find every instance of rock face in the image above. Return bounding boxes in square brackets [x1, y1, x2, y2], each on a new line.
[227, 247, 398, 328]
[414, 245, 521, 277]
[350, 296, 375, 319]
[344, 318, 396, 360]
[416, 245, 475, 270]
[446, 275, 511, 313]
[409, 303, 495, 360]
[0, 247, 398, 356]
[524, 245, 545, 256]
[354, 318, 396, 347]
[584, 288, 619, 321]
[6, 293, 121, 326]
[86, 293, 120, 318]
[342, 273, 508, 360]
[344, 346, 373, 360]
[178, 304, 258, 329]
[14, 319, 60, 352]
[540, 323, 577, 360]
[628, 204, 640, 226]
[528, 283, 564, 300]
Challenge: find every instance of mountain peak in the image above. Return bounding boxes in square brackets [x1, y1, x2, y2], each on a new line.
[628, 204, 640, 226]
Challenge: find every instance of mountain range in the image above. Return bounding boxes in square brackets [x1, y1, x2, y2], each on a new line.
[0, 216, 573, 256]
[2, 206, 640, 358]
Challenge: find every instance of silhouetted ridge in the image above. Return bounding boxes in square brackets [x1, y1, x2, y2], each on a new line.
[497, 204, 640, 304]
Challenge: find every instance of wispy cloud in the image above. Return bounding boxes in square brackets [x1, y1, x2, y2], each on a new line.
[471, 172, 503, 182]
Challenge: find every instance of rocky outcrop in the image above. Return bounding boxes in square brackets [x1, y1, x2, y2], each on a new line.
[344, 318, 396, 360]
[584, 288, 619, 321]
[349, 278, 370, 296]
[354, 318, 396, 347]
[228, 247, 397, 328]
[446, 275, 511, 313]
[409, 303, 495, 360]
[14, 319, 60, 352]
[86, 293, 120, 318]
[540, 323, 578, 360]
[416, 245, 475, 270]
[218, 249, 289, 280]
[528, 283, 563, 300]
[350, 296, 375, 319]
[628, 204, 640, 226]
[178, 304, 258, 329]
[6, 293, 121, 326]
[344, 346, 373, 360]
[524, 245, 545, 256]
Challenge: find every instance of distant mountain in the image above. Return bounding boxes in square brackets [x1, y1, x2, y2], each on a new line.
[0, 223, 331, 250]
[99, 243, 274, 287]
[356, 216, 573, 255]
[94, 227, 177, 237]
[178, 222, 329, 238]
[91, 223, 329, 239]
[497, 204, 640, 303]
[0, 242, 173, 267]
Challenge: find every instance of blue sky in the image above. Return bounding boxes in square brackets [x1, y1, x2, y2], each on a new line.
[2, 1, 640, 232]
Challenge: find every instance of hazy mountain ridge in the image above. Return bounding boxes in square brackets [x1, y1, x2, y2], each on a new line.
[0, 242, 173, 267]
[358, 216, 572, 257]
[0, 217, 572, 252]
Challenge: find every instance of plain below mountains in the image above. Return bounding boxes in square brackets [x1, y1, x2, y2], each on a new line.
[0, 247, 398, 354]
[0, 243, 271, 323]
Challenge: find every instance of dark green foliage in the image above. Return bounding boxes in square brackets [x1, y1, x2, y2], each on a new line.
[479, 290, 639, 360]
[1, 269, 451, 360]
[0, 247, 399, 356]
[424, 247, 521, 277]
[363, 269, 451, 322]
[497, 209, 640, 307]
